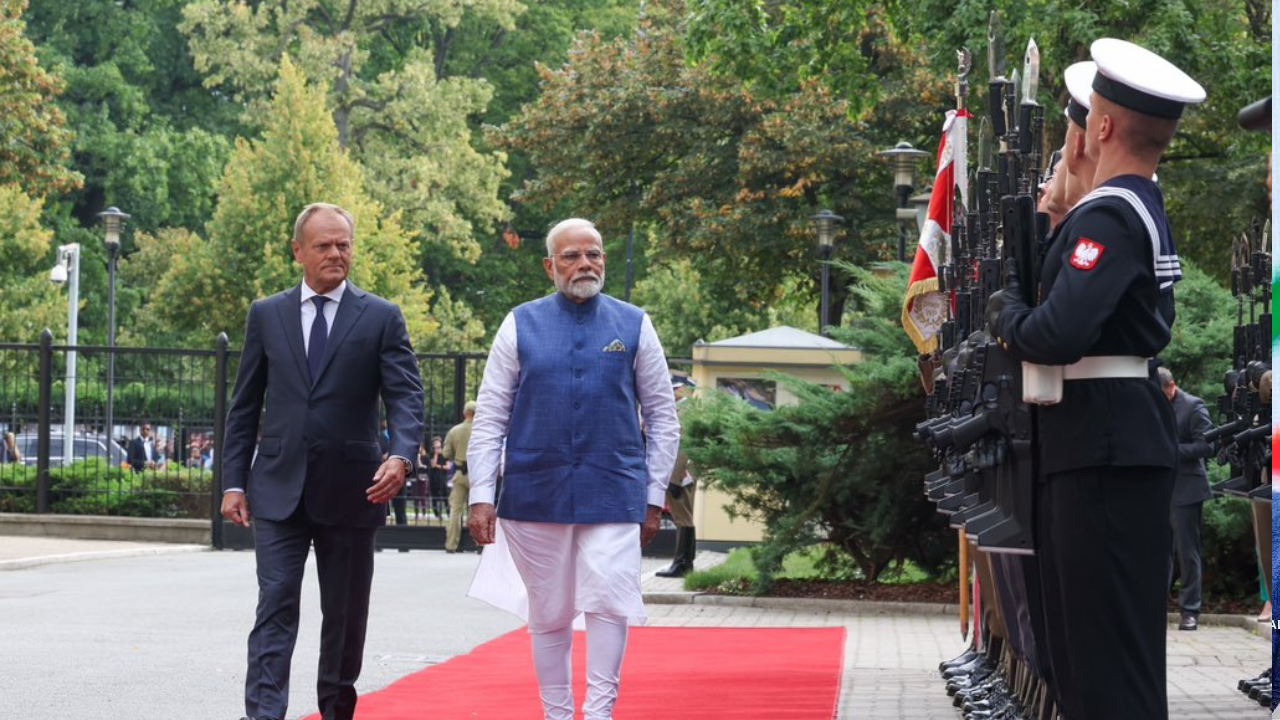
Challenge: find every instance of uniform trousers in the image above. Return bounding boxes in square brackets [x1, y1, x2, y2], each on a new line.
[1036, 466, 1173, 720]
[445, 473, 470, 551]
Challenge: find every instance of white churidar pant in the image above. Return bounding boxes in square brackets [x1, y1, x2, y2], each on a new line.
[468, 519, 644, 720]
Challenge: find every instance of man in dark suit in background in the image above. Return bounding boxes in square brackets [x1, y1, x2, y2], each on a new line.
[1157, 367, 1214, 631]
[127, 422, 156, 473]
[221, 202, 425, 720]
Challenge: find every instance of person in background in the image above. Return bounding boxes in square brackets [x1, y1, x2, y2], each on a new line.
[442, 402, 475, 552]
[1157, 367, 1214, 631]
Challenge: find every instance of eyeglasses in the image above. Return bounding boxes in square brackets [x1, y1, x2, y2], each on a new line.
[552, 250, 605, 265]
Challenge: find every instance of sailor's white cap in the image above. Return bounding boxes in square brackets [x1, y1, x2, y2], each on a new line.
[1090, 38, 1205, 119]
[1063, 62, 1096, 128]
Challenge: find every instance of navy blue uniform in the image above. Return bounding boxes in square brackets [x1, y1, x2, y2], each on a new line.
[993, 174, 1179, 720]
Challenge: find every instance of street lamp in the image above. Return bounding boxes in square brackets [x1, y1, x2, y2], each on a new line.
[877, 141, 930, 261]
[97, 206, 129, 446]
[810, 209, 844, 336]
[909, 186, 933, 235]
[51, 244, 80, 466]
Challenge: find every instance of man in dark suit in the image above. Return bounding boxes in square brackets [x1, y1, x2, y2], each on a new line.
[127, 422, 156, 473]
[221, 202, 425, 720]
[1157, 368, 1214, 631]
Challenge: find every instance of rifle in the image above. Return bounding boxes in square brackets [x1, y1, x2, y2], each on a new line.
[1209, 220, 1271, 498]
[916, 26, 1045, 556]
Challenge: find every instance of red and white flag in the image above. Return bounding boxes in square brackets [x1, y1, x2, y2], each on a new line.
[902, 109, 969, 355]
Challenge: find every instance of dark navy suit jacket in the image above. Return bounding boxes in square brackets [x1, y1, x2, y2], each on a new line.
[223, 282, 425, 527]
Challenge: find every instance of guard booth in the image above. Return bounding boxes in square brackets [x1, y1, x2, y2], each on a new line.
[687, 326, 862, 546]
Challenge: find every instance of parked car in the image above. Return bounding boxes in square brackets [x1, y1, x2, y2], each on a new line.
[14, 432, 128, 468]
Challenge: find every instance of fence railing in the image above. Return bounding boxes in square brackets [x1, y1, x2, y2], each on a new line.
[1, 332, 688, 552]
[0, 333, 487, 534]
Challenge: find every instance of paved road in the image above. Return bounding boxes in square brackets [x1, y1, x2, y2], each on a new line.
[0, 547, 524, 719]
[0, 541, 1268, 719]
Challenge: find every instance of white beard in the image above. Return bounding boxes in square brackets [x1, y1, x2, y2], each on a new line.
[558, 270, 604, 300]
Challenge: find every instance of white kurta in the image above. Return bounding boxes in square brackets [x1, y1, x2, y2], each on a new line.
[465, 298, 680, 625]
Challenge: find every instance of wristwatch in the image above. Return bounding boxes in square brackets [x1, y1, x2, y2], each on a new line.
[395, 456, 413, 476]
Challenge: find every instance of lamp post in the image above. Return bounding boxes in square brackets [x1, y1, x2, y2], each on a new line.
[97, 206, 129, 446]
[810, 209, 844, 336]
[877, 141, 930, 261]
[909, 186, 933, 235]
[51, 244, 80, 466]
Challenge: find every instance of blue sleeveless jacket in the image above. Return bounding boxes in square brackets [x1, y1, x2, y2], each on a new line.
[499, 293, 648, 523]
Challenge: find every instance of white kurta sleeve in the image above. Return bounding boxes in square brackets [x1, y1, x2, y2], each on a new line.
[633, 314, 680, 507]
[467, 312, 519, 506]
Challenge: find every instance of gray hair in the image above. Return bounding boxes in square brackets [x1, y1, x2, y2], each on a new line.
[545, 218, 602, 256]
[1156, 366, 1174, 388]
[293, 203, 356, 244]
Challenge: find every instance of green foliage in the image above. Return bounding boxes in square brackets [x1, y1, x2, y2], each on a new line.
[0, 458, 212, 518]
[681, 266, 950, 588]
[633, 255, 817, 355]
[891, 0, 1270, 282]
[145, 57, 450, 349]
[498, 0, 952, 339]
[0, 186, 64, 342]
[1198, 496, 1261, 603]
[0, 0, 82, 198]
[1158, 259, 1235, 409]
[181, 0, 513, 261]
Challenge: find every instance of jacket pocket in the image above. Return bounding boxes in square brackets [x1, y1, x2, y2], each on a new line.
[257, 437, 281, 457]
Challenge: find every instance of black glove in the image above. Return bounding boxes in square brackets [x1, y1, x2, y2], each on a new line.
[985, 280, 1027, 335]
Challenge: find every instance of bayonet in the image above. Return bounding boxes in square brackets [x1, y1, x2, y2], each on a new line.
[987, 11, 1005, 81]
[978, 117, 994, 172]
[1021, 39, 1040, 104]
[957, 47, 973, 108]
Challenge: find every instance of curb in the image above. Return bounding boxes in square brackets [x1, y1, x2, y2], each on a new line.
[643, 591, 960, 616]
[0, 544, 208, 571]
[645, 592, 1265, 633]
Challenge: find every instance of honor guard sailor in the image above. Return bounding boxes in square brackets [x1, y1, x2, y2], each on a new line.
[987, 39, 1205, 720]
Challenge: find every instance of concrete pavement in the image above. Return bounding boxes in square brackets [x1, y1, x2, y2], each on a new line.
[0, 538, 1268, 719]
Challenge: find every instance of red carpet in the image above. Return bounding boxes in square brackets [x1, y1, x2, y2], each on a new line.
[303, 626, 845, 720]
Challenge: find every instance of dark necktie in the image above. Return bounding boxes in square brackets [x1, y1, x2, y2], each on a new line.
[308, 295, 330, 384]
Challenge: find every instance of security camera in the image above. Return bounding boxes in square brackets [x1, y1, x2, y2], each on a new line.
[50, 264, 68, 285]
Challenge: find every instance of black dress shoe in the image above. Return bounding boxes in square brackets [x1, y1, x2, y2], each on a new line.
[1178, 612, 1197, 631]
[655, 559, 693, 578]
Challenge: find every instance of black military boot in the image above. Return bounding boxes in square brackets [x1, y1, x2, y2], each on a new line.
[656, 527, 696, 578]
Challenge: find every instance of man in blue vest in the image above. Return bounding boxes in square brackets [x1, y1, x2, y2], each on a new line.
[467, 217, 680, 720]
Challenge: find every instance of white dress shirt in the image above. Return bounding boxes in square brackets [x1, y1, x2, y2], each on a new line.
[300, 280, 346, 353]
[467, 306, 681, 509]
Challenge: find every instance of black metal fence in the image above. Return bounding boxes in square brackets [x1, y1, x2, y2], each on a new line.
[0, 333, 487, 537]
[1, 333, 687, 555]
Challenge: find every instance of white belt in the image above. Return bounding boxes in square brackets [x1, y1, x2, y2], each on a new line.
[1062, 355, 1149, 380]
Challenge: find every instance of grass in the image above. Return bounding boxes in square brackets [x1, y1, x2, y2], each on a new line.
[682, 545, 936, 593]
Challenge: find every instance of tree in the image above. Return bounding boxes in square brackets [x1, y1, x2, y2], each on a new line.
[499, 0, 951, 338]
[889, 0, 1271, 281]
[0, 0, 81, 199]
[680, 266, 950, 586]
[0, 185, 64, 342]
[25, 0, 239, 234]
[181, 0, 513, 260]
[133, 57, 466, 351]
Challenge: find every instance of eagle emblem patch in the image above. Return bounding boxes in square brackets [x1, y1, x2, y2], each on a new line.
[1069, 238, 1105, 270]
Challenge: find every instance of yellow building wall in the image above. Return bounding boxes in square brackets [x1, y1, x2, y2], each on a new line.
[687, 345, 862, 543]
